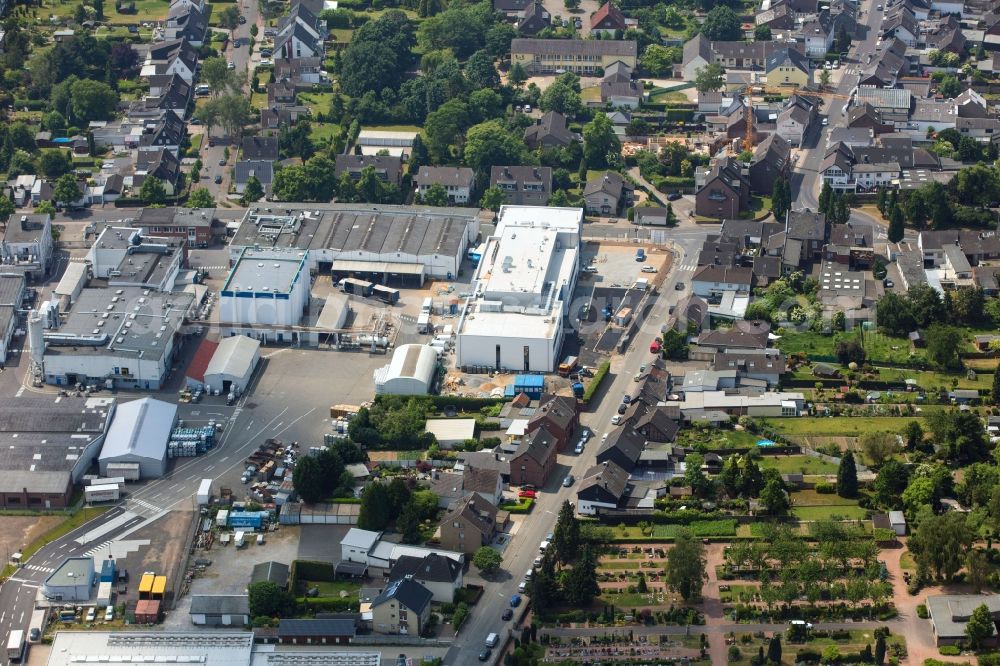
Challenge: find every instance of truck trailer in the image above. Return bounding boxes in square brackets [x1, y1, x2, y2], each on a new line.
[197, 478, 212, 505]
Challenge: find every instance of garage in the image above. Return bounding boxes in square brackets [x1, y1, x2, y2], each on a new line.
[205, 336, 261, 395]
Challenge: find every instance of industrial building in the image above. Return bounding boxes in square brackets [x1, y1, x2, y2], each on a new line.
[189, 595, 251, 626]
[373, 344, 438, 395]
[1, 213, 54, 281]
[218, 248, 310, 341]
[52, 261, 91, 308]
[35, 286, 195, 390]
[229, 205, 480, 285]
[456, 206, 582, 372]
[0, 272, 25, 361]
[204, 336, 260, 394]
[99, 397, 177, 479]
[85, 227, 184, 292]
[0, 396, 115, 508]
[43, 557, 95, 601]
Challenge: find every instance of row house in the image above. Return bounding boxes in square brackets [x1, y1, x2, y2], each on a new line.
[695, 157, 750, 219]
[489, 166, 552, 206]
[142, 38, 198, 83]
[414, 167, 475, 205]
[777, 94, 820, 147]
[511, 38, 638, 75]
[680, 34, 792, 80]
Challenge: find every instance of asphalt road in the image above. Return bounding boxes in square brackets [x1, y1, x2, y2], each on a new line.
[793, 0, 885, 213]
[445, 228, 710, 665]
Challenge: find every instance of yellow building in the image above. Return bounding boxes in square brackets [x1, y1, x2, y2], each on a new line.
[511, 38, 638, 75]
[765, 47, 811, 88]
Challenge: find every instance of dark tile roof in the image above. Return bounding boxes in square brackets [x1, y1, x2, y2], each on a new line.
[578, 460, 629, 501]
[372, 577, 433, 615]
[596, 428, 644, 466]
[513, 426, 558, 466]
[242, 136, 280, 161]
[279, 618, 357, 637]
[190, 595, 249, 615]
[388, 553, 461, 584]
[251, 561, 289, 586]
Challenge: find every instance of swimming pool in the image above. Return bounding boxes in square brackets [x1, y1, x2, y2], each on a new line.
[756, 439, 777, 447]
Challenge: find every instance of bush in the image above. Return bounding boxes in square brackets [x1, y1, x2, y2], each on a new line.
[940, 646, 962, 656]
[917, 604, 929, 619]
[728, 646, 741, 662]
[582, 360, 611, 403]
[815, 482, 836, 494]
[978, 653, 1000, 666]
[290, 560, 336, 587]
[301, 597, 359, 613]
[452, 602, 469, 629]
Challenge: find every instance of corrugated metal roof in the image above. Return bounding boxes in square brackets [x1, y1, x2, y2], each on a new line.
[99, 397, 176, 462]
[206, 336, 260, 380]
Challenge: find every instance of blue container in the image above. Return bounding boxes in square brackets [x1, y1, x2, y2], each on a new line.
[100, 559, 116, 583]
[228, 511, 266, 529]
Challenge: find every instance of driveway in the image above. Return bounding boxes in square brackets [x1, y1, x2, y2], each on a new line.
[539, 0, 600, 36]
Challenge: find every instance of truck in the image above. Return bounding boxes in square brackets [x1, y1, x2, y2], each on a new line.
[7, 629, 25, 662]
[557, 356, 578, 377]
[572, 382, 585, 398]
[85, 484, 120, 503]
[234, 531, 246, 548]
[197, 478, 212, 505]
[416, 312, 431, 334]
[339, 278, 374, 297]
[421, 297, 433, 314]
[372, 284, 400, 304]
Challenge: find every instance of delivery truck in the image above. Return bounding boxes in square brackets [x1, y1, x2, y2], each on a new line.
[197, 479, 212, 505]
[7, 629, 25, 662]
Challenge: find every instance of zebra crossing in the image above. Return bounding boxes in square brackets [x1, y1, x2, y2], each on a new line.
[128, 498, 164, 517]
[22, 564, 54, 574]
[82, 540, 113, 558]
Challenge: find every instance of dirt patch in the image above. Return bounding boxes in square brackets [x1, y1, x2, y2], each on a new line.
[0, 515, 64, 556]
[115, 510, 196, 609]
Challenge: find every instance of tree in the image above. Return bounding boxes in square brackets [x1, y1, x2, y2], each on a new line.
[464, 49, 499, 90]
[139, 177, 167, 205]
[820, 68, 831, 86]
[563, 544, 600, 605]
[552, 500, 580, 565]
[39, 150, 73, 179]
[837, 451, 858, 498]
[69, 79, 118, 123]
[464, 120, 527, 174]
[693, 63, 725, 93]
[218, 4, 241, 32]
[874, 634, 886, 666]
[760, 478, 790, 515]
[540, 73, 582, 116]
[200, 57, 238, 94]
[771, 177, 790, 222]
[967, 603, 995, 648]
[925, 323, 962, 369]
[0, 196, 14, 223]
[701, 6, 741, 40]
[665, 529, 707, 601]
[508, 61, 528, 87]
[396, 501, 423, 544]
[875, 291, 914, 336]
[993, 363, 1000, 405]
[247, 581, 293, 618]
[966, 549, 989, 593]
[340, 12, 414, 97]
[927, 409, 990, 464]
[480, 186, 505, 213]
[188, 188, 216, 209]
[358, 482, 393, 530]
[36, 201, 57, 216]
[582, 113, 620, 169]
[859, 432, 897, 468]
[53, 173, 81, 206]
[888, 203, 904, 243]
[909, 511, 973, 580]
[873, 460, 910, 508]
[241, 175, 264, 206]
[767, 636, 781, 664]
[938, 74, 962, 98]
[424, 99, 469, 163]
[472, 545, 502, 575]
[641, 44, 677, 76]
[421, 183, 449, 206]
[755, 24, 772, 41]
[292, 455, 327, 503]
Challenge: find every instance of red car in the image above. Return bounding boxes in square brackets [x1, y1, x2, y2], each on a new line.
[518, 490, 537, 499]
[650, 339, 662, 354]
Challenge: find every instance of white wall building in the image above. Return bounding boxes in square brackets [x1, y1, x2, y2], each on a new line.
[85, 227, 182, 292]
[219, 248, 310, 341]
[99, 397, 177, 478]
[1, 213, 54, 281]
[373, 344, 438, 395]
[204, 335, 260, 395]
[456, 206, 582, 373]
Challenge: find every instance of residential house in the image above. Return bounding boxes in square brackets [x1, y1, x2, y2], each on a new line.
[142, 74, 192, 120]
[370, 578, 433, 636]
[233, 161, 274, 196]
[526, 393, 579, 452]
[765, 48, 810, 88]
[680, 34, 792, 80]
[129, 206, 215, 247]
[826, 221, 875, 269]
[268, 81, 298, 105]
[692, 266, 753, 299]
[274, 2, 323, 60]
[134, 148, 181, 196]
[957, 116, 1000, 143]
[583, 171, 633, 215]
[748, 133, 791, 195]
[165, 1, 208, 45]
[510, 38, 638, 74]
[516, 1, 551, 35]
[923, 15, 966, 53]
[712, 350, 786, 386]
[139, 113, 186, 154]
[629, 405, 680, 443]
[1, 214, 53, 280]
[786, 209, 828, 263]
[846, 104, 894, 135]
[576, 460, 630, 515]
[463, 466, 504, 506]
[415, 167, 475, 204]
[756, 3, 796, 29]
[523, 111, 581, 149]
[590, 2, 627, 36]
[490, 166, 552, 206]
[595, 428, 644, 472]
[956, 89, 989, 119]
[242, 136, 280, 162]
[777, 94, 819, 147]
[696, 320, 771, 350]
[859, 38, 909, 87]
[509, 426, 558, 487]
[387, 553, 463, 604]
[261, 104, 310, 130]
[634, 206, 670, 226]
[695, 157, 750, 219]
[600, 61, 642, 108]
[439, 495, 497, 555]
[336, 154, 404, 187]
[493, 0, 533, 20]
[143, 39, 198, 83]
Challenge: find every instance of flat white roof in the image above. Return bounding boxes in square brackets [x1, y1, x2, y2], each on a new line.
[425, 418, 477, 442]
[223, 248, 307, 294]
[482, 226, 559, 301]
[342, 528, 380, 550]
[669, 391, 805, 410]
[496, 205, 583, 232]
[46, 632, 254, 666]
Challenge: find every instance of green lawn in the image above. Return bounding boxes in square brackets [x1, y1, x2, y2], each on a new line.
[790, 489, 857, 506]
[309, 122, 343, 145]
[777, 330, 920, 364]
[363, 124, 423, 133]
[295, 579, 360, 600]
[763, 417, 924, 437]
[791, 505, 868, 521]
[649, 90, 688, 103]
[298, 91, 336, 116]
[675, 428, 760, 450]
[108, 0, 169, 22]
[330, 28, 354, 42]
[581, 86, 602, 103]
[757, 455, 839, 476]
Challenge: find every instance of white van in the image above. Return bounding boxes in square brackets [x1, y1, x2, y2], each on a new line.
[539, 540, 550, 552]
[485, 633, 499, 648]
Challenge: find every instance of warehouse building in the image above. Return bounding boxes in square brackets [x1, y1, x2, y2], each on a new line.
[373, 344, 438, 395]
[39, 287, 195, 390]
[189, 595, 251, 626]
[204, 336, 260, 394]
[99, 397, 177, 479]
[43, 557, 95, 601]
[53, 261, 91, 309]
[229, 205, 480, 285]
[46, 632, 255, 666]
[0, 396, 115, 508]
[0, 272, 25, 361]
[85, 227, 184, 292]
[456, 206, 582, 372]
[219, 248, 310, 341]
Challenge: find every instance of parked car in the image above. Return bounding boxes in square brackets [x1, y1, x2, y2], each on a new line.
[650, 339, 662, 354]
[611, 414, 623, 425]
[479, 649, 491, 662]
[563, 474, 574, 487]
[104, 607, 114, 621]
[214, 174, 222, 184]
[675, 282, 684, 290]
[86, 608, 96, 622]
[574, 443, 584, 454]
[510, 594, 522, 607]
[518, 490, 537, 499]
[518, 580, 527, 593]
[502, 609, 513, 621]
[667, 192, 682, 201]
[227, 61, 235, 69]
[641, 265, 656, 273]
[238, 14, 246, 22]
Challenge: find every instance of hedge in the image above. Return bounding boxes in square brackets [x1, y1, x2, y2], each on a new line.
[582, 360, 611, 403]
[375, 395, 504, 411]
[500, 498, 534, 513]
[290, 560, 336, 585]
[301, 597, 360, 613]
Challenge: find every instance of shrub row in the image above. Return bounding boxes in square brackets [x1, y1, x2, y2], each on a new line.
[582, 360, 611, 403]
[290, 559, 336, 584]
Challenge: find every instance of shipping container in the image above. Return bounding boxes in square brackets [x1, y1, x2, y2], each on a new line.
[216, 509, 230, 527]
[97, 581, 113, 607]
[228, 510, 266, 529]
[87, 477, 125, 487]
[85, 484, 120, 503]
[339, 278, 374, 297]
[138, 573, 155, 599]
[196, 479, 212, 505]
[151, 576, 167, 599]
[416, 312, 431, 334]
[100, 559, 116, 583]
[134, 600, 160, 624]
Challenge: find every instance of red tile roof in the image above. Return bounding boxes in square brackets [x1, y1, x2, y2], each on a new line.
[186, 338, 218, 383]
[591, 2, 625, 29]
